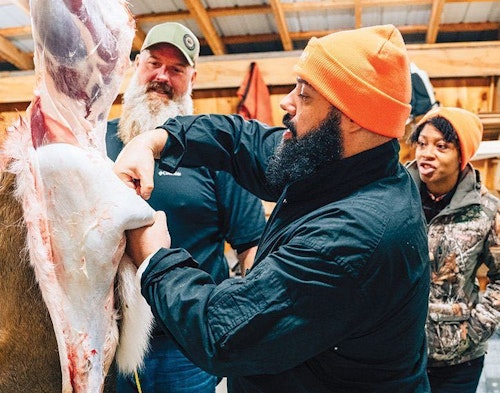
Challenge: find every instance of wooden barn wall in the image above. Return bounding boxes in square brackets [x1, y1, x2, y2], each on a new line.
[2, 76, 494, 129]
[1, 76, 498, 140]
[1, 43, 500, 191]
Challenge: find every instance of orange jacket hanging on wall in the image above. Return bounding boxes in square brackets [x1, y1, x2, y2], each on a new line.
[237, 62, 273, 125]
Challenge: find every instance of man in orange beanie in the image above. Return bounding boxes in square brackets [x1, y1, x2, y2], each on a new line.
[114, 24, 431, 392]
[407, 106, 500, 393]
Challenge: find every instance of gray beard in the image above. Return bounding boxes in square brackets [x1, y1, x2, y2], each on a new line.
[118, 73, 194, 144]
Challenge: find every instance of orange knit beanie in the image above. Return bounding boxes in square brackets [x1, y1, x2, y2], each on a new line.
[417, 107, 483, 170]
[293, 25, 411, 138]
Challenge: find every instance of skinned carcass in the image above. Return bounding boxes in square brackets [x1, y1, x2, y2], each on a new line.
[0, 0, 155, 392]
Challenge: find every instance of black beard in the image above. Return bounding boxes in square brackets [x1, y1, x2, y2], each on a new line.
[265, 108, 343, 193]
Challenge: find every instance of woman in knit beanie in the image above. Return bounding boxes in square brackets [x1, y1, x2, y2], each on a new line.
[406, 106, 500, 393]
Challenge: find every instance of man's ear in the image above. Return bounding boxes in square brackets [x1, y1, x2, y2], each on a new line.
[190, 69, 197, 85]
[341, 114, 363, 134]
[133, 53, 141, 67]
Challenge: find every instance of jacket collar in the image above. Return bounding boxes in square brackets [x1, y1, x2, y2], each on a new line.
[282, 139, 401, 203]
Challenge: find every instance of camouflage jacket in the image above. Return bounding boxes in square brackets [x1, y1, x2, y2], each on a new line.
[407, 161, 500, 366]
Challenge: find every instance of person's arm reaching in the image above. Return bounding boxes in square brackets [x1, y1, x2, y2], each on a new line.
[125, 208, 365, 377]
[114, 114, 284, 202]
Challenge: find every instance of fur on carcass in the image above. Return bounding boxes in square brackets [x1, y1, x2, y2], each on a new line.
[0, 0, 155, 392]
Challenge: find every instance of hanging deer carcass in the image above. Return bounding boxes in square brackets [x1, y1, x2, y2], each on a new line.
[0, 0, 155, 391]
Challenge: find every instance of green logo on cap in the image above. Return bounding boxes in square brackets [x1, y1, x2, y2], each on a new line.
[183, 34, 196, 51]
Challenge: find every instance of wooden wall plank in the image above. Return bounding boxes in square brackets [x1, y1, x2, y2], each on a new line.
[1, 79, 498, 132]
[1, 42, 499, 107]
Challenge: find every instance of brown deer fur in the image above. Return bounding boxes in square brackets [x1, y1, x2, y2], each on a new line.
[0, 170, 62, 391]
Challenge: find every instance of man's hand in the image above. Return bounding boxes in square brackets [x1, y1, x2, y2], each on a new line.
[113, 129, 168, 200]
[126, 211, 171, 267]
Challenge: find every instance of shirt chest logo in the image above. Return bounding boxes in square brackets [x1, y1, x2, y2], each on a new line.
[158, 170, 181, 177]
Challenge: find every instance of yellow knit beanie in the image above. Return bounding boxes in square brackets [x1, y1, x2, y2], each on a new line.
[293, 25, 411, 138]
[417, 107, 483, 170]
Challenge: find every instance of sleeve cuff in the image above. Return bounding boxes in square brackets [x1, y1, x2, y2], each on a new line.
[157, 124, 185, 173]
[136, 247, 200, 282]
[136, 251, 157, 279]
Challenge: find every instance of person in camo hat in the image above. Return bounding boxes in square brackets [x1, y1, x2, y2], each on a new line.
[407, 106, 500, 393]
[106, 22, 266, 393]
[114, 25, 431, 392]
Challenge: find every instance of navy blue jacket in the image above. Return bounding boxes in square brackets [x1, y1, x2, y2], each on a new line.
[142, 114, 431, 392]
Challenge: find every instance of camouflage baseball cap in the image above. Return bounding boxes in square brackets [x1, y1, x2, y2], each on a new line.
[141, 22, 200, 66]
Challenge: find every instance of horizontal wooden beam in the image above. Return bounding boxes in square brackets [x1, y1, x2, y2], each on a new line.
[0, 42, 499, 110]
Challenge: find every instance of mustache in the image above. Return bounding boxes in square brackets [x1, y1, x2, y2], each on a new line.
[146, 81, 174, 98]
[282, 113, 297, 138]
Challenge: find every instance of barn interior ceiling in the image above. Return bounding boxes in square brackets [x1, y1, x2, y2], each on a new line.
[0, 0, 499, 73]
